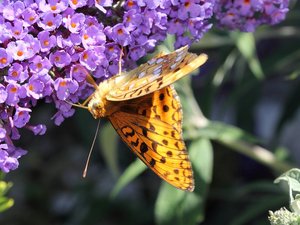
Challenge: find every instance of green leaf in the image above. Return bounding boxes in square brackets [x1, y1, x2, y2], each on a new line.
[0, 181, 14, 213]
[233, 32, 264, 79]
[99, 122, 120, 177]
[190, 138, 213, 187]
[274, 168, 300, 214]
[110, 159, 146, 198]
[155, 138, 213, 225]
[0, 198, 14, 213]
[274, 168, 300, 194]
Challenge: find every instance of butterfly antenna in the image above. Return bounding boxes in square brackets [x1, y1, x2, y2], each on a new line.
[65, 100, 89, 109]
[118, 46, 123, 75]
[83, 119, 101, 178]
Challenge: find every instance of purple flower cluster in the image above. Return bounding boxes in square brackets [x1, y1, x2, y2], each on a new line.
[0, 0, 214, 173]
[213, 0, 290, 32]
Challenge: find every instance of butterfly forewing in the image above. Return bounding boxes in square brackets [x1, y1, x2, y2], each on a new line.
[108, 86, 194, 191]
[106, 46, 207, 101]
[86, 46, 207, 191]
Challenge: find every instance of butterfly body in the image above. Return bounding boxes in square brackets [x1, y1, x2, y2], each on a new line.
[86, 46, 207, 191]
[88, 79, 116, 118]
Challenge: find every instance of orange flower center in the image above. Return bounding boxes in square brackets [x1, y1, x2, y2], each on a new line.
[17, 51, 24, 57]
[44, 40, 49, 46]
[83, 34, 89, 40]
[12, 71, 18, 77]
[127, 0, 135, 7]
[117, 29, 124, 35]
[10, 87, 17, 93]
[47, 21, 53, 27]
[29, 16, 35, 22]
[184, 1, 190, 8]
[14, 30, 20, 35]
[71, 22, 77, 28]
[0, 57, 7, 64]
[51, 5, 57, 11]
[29, 84, 34, 91]
[60, 81, 67, 87]
[83, 52, 89, 60]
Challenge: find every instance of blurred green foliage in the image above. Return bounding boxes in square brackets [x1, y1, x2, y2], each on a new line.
[0, 178, 14, 213]
[1, 1, 300, 225]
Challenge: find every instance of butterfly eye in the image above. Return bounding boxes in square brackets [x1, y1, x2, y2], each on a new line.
[87, 98, 105, 118]
[92, 102, 100, 110]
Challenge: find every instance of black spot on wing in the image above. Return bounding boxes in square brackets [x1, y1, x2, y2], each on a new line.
[166, 151, 173, 157]
[163, 105, 169, 112]
[121, 126, 135, 137]
[131, 139, 139, 147]
[162, 139, 168, 145]
[150, 158, 156, 167]
[140, 142, 148, 154]
[159, 93, 165, 100]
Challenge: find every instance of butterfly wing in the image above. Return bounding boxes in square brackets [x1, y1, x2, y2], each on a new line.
[106, 46, 207, 101]
[108, 85, 194, 191]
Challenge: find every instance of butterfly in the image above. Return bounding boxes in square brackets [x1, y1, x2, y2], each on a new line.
[83, 45, 207, 191]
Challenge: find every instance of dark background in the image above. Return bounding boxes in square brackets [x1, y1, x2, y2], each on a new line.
[1, 2, 300, 224]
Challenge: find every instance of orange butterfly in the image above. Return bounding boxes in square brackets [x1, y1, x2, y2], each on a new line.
[82, 46, 207, 191]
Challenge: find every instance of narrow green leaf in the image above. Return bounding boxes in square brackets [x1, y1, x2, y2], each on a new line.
[190, 138, 213, 187]
[155, 138, 213, 225]
[99, 122, 120, 177]
[194, 32, 234, 48]
[110, 159, 146, 198]
[187, 121, 292, 173]
[212, 49, 238, 88]
[234, 32, 264, 79]
[186, 121, 257, 144]
[274, 81, 300, 135]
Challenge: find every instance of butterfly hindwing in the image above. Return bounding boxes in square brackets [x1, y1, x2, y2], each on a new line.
[108, 85, 194, 191]
[106, 46, 207, 101]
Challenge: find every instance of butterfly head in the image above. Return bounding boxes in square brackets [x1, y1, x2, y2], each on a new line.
[87, 94, 106, 119]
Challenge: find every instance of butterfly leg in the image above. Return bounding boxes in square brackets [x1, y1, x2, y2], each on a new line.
[118, 46, 123, 76]
[65, 100, 89, 109]
[80, 93, 95, 107]
[65, 64, 96, 108]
